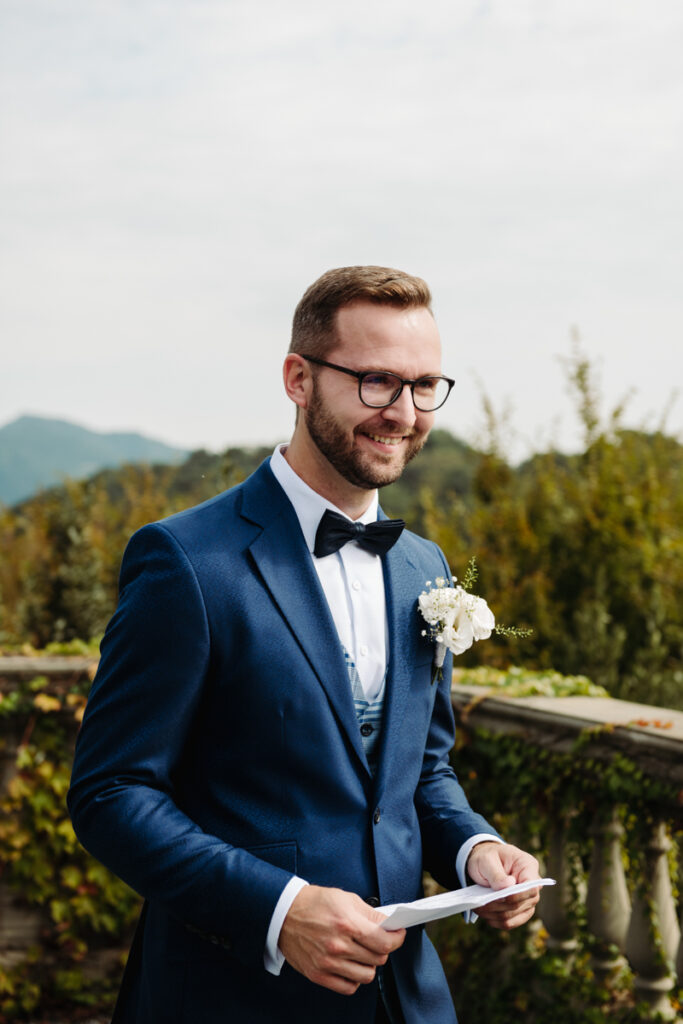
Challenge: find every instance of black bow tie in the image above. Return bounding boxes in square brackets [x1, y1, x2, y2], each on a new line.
[313, 509, 405, 559]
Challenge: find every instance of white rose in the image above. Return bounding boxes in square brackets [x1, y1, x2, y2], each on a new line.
[441, 595, 476, 655]
[468, 594, 495, 641]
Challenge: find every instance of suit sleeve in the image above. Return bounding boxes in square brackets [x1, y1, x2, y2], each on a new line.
[413, 545, 500, 890]
[67, 523, 295, 968]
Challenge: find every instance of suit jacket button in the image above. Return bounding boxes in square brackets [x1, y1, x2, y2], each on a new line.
[360, 723, 374, 737]
[365, 896, 380, 907]
[373, 808, 381, 825]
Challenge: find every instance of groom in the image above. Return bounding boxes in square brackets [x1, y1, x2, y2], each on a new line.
[68, 265, 540, 1024]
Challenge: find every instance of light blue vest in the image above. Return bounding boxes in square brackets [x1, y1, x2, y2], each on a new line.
[342, 646, 386, 775]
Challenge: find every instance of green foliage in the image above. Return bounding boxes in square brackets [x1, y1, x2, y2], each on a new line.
[434, 916, 671, 1024]
[425, 353, 683, 710]
[459, 556, 479, 593]
[0, 674, 141, 1021]
[453, 727, 680, 845]
[452, 664, 609, 698]
[0, 465, 182, 647]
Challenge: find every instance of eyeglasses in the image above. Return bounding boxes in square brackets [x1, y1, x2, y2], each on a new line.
[302, 356, 454, 412]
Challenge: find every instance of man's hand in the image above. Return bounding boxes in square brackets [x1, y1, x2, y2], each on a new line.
[278, 885, 406, 995]
[466, 841, 541, 930]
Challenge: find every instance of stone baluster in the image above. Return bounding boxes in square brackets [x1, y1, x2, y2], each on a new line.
[625, 820, 681, 1020]
[586, 809, 631, 980]
[540, 814, 581, 955]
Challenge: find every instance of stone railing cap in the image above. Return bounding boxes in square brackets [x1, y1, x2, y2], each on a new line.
[451, 684, 683, 791]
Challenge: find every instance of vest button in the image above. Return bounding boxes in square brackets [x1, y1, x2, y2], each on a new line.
[360, 723, 374, 737]
[373, 808, 381, 825]
[365, 896, 380, 907]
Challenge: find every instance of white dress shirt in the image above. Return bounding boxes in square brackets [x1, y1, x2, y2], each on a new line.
[270, 443, 388, 700]
[262, 445, 500, 974]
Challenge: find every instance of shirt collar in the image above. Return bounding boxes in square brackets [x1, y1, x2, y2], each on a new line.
[269, 444, 379, 556]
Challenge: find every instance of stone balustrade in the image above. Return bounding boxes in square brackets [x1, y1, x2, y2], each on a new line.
[451, 684, 683, 1021]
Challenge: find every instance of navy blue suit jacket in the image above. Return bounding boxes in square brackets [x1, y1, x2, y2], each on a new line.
[68, 460, 498, 1023]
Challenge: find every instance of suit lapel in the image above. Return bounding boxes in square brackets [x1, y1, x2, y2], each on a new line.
[374, 524, 426, 796]
[241, 463, 371, 775]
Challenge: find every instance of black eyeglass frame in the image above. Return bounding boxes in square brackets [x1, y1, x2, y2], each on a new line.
[301, 355, 455, 412]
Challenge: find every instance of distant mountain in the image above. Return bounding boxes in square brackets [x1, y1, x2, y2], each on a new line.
[0, 415, 188, 506]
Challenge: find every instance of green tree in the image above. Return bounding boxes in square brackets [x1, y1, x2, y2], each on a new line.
[424, 353, 683, 708]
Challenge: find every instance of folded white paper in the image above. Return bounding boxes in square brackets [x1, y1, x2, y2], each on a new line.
[379, 877, 555, 930]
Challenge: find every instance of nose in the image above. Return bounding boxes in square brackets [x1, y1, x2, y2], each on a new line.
[381, 383, 417, 427]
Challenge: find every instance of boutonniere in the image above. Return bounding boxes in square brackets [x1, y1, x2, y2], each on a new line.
[418, 559, 531, 683]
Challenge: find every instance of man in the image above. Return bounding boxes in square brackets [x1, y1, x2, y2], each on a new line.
[68, 266, 540, 1024]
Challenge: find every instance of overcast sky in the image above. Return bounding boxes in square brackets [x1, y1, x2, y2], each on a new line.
[1, 0, 681, 462]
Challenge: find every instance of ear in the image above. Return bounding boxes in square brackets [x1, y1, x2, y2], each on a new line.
[283, 353, 312, 410]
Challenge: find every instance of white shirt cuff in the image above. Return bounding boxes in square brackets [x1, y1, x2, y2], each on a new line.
[263, 876, 309, 975]
[456, 833, 504, 924]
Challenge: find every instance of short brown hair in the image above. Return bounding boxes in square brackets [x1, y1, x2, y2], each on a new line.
[289, 265, 433, 358]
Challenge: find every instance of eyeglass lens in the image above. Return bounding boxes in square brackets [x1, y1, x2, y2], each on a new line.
[360, 372, 450, 411]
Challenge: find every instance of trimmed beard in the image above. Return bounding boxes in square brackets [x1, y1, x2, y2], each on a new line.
[304, 382, 427, 490]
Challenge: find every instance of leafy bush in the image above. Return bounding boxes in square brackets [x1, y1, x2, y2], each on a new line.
[424, 353, 683, 710]
[0, 673, 140, 1021]
[452, 665, 609, 698]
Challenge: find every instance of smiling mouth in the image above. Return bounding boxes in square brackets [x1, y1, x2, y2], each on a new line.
[362, 432, 406, 447]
